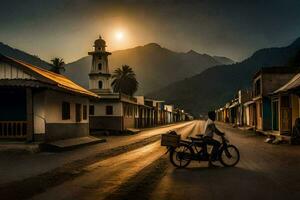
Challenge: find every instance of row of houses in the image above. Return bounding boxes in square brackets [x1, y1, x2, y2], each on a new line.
[216, 66, 300, 137]
[0, 36, 192, 143]
[89, 93, 190, 133]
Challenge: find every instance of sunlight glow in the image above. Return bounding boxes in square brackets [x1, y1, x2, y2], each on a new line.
[115, 31, 124, 41]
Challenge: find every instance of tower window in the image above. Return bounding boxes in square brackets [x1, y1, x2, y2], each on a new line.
[98, 81, 103, 89]
[98, 63, 102, 70]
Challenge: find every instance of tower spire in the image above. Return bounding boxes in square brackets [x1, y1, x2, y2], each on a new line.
[88, 36, 112, 94]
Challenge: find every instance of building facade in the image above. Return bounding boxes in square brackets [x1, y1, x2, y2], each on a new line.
[271, 73, 300, 135]
[88, 36, 138, 132]
[0, 55, 97, 142]
[252, 67, 299, 131]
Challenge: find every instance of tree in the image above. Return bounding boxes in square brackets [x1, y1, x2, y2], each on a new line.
[111, 65, 138, 96]
[50, 57, 65, 74]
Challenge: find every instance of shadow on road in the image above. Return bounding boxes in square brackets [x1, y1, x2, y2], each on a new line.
[153, 165, 294, 200]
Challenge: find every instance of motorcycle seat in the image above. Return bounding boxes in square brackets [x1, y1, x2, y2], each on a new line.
[188, 136, 204, 141]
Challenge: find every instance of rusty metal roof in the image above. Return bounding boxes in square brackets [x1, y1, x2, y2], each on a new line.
[253, 67, 300, 79]
[1, 55, 99, 98]
[273, 73, 300, 93]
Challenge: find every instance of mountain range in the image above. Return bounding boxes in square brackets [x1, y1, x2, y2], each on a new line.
[64, 43, 234, 94]
[2, 38, 300, 117]
[148, 38, 300, 115]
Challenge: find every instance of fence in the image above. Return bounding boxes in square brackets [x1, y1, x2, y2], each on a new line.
[0, 121, 27, 138]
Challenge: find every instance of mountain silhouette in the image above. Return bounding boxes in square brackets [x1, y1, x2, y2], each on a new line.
[148, 37, 300, 115]
[64, 43, 234, 94]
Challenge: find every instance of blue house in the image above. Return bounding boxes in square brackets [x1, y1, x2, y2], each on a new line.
[252, 67, 300, 131]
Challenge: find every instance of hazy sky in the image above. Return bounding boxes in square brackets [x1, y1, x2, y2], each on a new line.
[1, 0, 300, 62]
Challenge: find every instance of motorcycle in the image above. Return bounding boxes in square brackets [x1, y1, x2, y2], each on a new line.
[161, 131, 240, 168]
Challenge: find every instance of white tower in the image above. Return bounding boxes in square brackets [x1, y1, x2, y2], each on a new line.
[88, 35, 112, 94]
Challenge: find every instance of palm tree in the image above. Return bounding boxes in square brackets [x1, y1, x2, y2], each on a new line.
[111, 65, 138, 96]
[50, 57, 65, 74]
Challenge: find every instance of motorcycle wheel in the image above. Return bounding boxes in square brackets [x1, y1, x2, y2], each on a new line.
[219, 145, 240, 167]
[170, 143, 194, 168]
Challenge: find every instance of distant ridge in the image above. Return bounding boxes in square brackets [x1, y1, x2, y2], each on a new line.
[148, 37, 300, 115]
[65, 43, 234, 94]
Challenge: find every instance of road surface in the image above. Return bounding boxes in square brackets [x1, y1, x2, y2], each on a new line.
[30, 121, 202, 200]
[150, 122, 300, 200]
[3, 120, 300, 200]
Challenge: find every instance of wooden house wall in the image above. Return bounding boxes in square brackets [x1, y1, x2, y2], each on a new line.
[0, 61, 35, 80]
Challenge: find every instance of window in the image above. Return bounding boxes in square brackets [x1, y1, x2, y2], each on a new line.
[89, 105, 95, 115]
[98, 81, 103, 89]
[76, 104, 81, 122]
[106, 105, 113, 115]
[62, 102, 70, 120]
[83, 105, 87, 120]
[254, 79, 261, 97]
[98, 63, 102, 70]
[99, 56, 102, 60]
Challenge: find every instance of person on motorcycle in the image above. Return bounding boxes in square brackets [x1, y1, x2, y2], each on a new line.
[203, 111, 225, 167]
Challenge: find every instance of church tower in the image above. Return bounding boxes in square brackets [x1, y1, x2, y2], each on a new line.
[88, 35, 112, 94]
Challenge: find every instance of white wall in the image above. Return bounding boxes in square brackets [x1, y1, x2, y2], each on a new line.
[33, 90, 90, 135]
[44, 90, 89, 124]
[164, 105, 174, 112]
[91, 56, 108, 73]
[89, 76, 111, 90]
[91, 101, 123, 116]
[33, 91, 46, 134]
[0, 61, 35, 79]
[135, 96, 145, 105]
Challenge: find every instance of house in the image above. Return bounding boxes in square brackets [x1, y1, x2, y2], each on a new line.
[271, 73, 300, 135]
[236, 89, 253, 127]
[228, 98, 239, 125]
[173, 108, 186, 122]
[252, 67, 300, 131]
[88, 36, 139, 132]
[164, 104, 174, 124]
[89, 93, 139, 132]
[216, 107, 225, 122]
[216, 102, 232, 123]
[155, 100, 166, 125]
[143, 98, 165, 126]
[0, 54, 98, 142]
[243, 100, 256, 128]
[135, 96, 155, 128]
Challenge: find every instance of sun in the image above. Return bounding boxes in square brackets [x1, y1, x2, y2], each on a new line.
[115, 31, 124, 41]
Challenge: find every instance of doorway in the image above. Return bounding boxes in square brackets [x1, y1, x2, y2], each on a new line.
[272, 100, 279, 131]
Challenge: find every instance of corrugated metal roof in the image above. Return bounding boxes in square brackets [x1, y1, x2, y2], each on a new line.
[1, 55, 99, 98]
[243, 100, 254, 106]
[229, 101, 239, 108]
[273, 73, 300, 94]
[253, 67, 300, 79]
